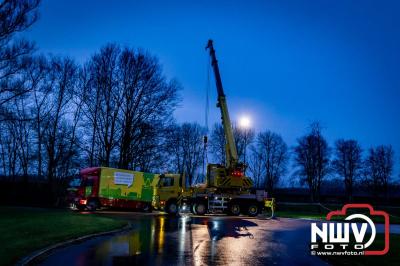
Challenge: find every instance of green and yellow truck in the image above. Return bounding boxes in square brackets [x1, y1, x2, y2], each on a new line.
[71, 167, 159, 211]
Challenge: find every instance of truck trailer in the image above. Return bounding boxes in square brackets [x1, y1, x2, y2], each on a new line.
[71, 167, 159, 211]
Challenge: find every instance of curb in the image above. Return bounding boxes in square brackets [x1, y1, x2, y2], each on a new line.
[16, 223, 131, 266]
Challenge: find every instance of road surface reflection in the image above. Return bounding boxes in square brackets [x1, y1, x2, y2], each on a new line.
[39, 214, 325, 266]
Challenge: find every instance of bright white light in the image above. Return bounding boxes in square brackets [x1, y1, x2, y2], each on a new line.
[239, 115, 251, 129]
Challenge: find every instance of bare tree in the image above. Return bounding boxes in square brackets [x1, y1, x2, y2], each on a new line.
[31, 57, 53, 177]
[332, 139, 363, 202]
[252, 130, 288, 194]
[293, 122, 330, 202]
[166, 123, 205, 185]
[117, 48, 179, 170]
[12, 97, 32, 179]
[208, 123, 226, 165]
[364, 145, 394, 200]
[80, 44, 179, 169]
[133, 123, 167, 172]
[42, 57, 78, 185]
[80, 44, 122, 166]
[0, 56, 48, 179]
[0, 0, 41, 179]
[165, 124, 185, 173]
[248, 145, 265, 189]
[208, 122, 255, 167]
[233, 124, 255, 168]
[0, 119, 18, 176]
[0, 0, 40, 110]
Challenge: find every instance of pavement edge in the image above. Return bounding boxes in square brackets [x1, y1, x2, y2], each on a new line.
[16, 223, 131, 266]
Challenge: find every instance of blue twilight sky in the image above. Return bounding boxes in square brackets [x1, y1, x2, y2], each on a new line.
[24, 0, 400, 177]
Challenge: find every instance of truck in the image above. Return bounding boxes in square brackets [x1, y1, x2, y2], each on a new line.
[152, 40, 275, 217]
[70, 167, 159, 211]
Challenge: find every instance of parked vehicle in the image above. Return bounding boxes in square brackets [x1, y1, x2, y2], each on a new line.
[71, 167, 159, 211]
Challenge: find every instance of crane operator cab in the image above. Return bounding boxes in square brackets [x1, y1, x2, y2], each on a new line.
[207, 163, 253, 189]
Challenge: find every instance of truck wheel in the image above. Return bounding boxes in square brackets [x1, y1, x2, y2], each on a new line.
[87, 200, 98, 211]
[247, 204, 259, 217]
[228, 203, 241, 216]
[191, 204, 197, 214]
[143, 203, 152, 213]
[166, 201, 178, 215]
[194, 202, 207, 215]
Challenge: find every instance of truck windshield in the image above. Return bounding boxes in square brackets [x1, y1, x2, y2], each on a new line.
[159, 177, 174, 187]
[68, 176, 82, 188]
[83, 178, 95, 187]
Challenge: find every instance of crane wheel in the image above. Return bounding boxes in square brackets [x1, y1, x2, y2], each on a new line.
[228, 203, 241, 216]
[194, 202, 207, 215]
[247, 203, 259, 217]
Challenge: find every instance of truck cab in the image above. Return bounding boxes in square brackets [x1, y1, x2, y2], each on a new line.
[68, 167, 101, 210]
[152, 173, 184, 214]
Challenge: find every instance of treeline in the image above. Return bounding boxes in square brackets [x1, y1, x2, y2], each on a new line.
[0, 1, 397, 204]
[207, 122, 397, 202]
[0, 1, 181, 183]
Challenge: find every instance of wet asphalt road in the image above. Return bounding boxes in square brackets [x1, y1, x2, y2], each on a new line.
[37, 212, 327, 266]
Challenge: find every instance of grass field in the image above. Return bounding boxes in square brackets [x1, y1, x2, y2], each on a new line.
[275, 204, 400, 224]
[0, 207, 128, 266]
[275, 210, 327, 219]
[276, 210, 400, 224]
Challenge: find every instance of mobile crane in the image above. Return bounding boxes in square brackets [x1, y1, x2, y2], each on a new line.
[152, 40, 274, 216]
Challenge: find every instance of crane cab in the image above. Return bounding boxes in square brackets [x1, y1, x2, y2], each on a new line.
[207, 163, 253, 189]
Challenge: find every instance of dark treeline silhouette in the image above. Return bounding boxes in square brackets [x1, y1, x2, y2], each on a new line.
[208, 121, 398, 203]
[0, 0, 398, 206]
[293, 123, 331, 202]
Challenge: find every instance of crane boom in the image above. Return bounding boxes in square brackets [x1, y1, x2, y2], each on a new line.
[206, 39, 238, 168]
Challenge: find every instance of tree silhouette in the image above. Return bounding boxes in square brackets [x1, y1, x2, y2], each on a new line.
[293, 122, 330, 202]
[0, 0, 40, 112]
[364, 145, 394, 200]
[332, 139, 363, 202]
[248, 130, 288, 193]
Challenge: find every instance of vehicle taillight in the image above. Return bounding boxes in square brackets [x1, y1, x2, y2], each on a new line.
[79, 199, 87, 205]
[232, 170, 243, 177]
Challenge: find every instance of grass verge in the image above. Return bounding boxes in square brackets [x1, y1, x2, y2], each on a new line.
[275, 211, 327, 220]
[0, 206, 127, 266]
[275, 210, 400, 224]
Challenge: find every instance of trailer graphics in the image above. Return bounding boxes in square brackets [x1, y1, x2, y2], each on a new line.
[72, 167, 159, 211]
